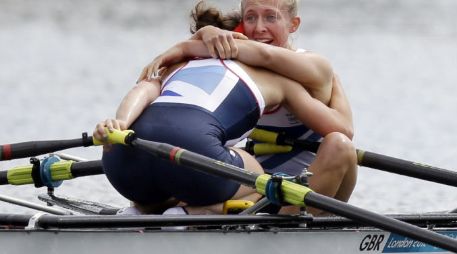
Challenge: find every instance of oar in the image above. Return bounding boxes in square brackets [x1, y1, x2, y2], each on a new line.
[248, 128, 457, 187]
[0, 133, 104, 161]
[0, 159, 103, 186]
[0, 132, 121, 187]
[98, 129, 457, 252]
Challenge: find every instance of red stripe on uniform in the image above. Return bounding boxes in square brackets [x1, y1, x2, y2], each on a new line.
[263, 105, 282, 114]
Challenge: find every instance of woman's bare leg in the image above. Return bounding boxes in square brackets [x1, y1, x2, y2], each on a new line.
[304, 132, 357, 215]
[277, 133, 357, 216]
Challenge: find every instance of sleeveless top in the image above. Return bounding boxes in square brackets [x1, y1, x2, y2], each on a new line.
[156, 58, 266, 145]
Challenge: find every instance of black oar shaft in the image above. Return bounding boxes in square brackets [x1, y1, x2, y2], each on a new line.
[70, 160, 104, 177]
[301, 141, 457, 187]
[0, 136, 93, 161]
[133, 139, 258, 187]
[305, 192, 457, 252]
[0, 171, 7, 185]
[359, 150, 457, 187]
[287, 139, 320, 153]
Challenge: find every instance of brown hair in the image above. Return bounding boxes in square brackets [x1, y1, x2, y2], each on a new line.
[190, 1, 242, 34]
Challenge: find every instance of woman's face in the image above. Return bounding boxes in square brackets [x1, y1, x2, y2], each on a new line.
[242, 0, 298, 48]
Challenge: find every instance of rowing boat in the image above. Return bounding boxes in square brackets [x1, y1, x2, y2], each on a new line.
[1, 225, 456, 254]
[2, 130, 457, 253]
[1, 208, 457, 254]
[2, 193, 457, 254]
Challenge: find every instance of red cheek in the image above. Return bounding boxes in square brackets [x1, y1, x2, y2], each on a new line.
[243, 28, 254, 38]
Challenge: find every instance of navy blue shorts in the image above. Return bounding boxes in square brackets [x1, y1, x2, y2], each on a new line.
[102, 104, 244, 206]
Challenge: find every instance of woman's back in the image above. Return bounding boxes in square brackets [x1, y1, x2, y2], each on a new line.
[157, 58, 267, 145]
[159, 58, 302, 121]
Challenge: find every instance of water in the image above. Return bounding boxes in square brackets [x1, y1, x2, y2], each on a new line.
[1, 0, 457, 214]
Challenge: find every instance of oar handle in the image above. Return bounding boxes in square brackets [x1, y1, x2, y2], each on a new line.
[0, 129, 136, 162]
[249, 128, 280, 144]
[245, 141, 293, 155]
[249, 128, 320, 152]
[92, 129, 135, 146]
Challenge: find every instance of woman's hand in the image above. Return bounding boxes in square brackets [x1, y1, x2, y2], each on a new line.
[192, 25, 248, 59]
[137, 26, 248, 82]
[137, 43, 186, 82]
[93, 119, 128, 144]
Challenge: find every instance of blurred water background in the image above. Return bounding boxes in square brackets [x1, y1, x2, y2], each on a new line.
[1, 0, 456, 214]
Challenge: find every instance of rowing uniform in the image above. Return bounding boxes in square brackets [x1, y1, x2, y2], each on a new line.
[255, 49, 323, 176]
[103, 59, 265, 206]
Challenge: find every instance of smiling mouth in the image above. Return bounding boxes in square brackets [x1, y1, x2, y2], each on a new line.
[255, 39, 273, 44]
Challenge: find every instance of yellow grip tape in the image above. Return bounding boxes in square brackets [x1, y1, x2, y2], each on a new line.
[7, 164, 34, 185]
[93, 128, 134, 146]
[249, 129, 278, 144]
[255, 174, 311, 207]
[253, 143, 292, 155]
[7, 160, 75, 185]
[223, 200, 255, 214]
[50, 160, 74, 181]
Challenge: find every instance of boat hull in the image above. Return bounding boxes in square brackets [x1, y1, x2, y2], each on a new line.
[1, 228, 456, 254]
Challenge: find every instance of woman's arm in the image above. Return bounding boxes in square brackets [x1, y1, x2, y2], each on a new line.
[283, 75, 354, 139]
[327, 74, 353, 138]
[190, 25, 248, 59]
[189, 26, 332, 101]
[93, 80, 161, 141]
[235, 40, 333, 104]
[138, 39, 333, 104]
